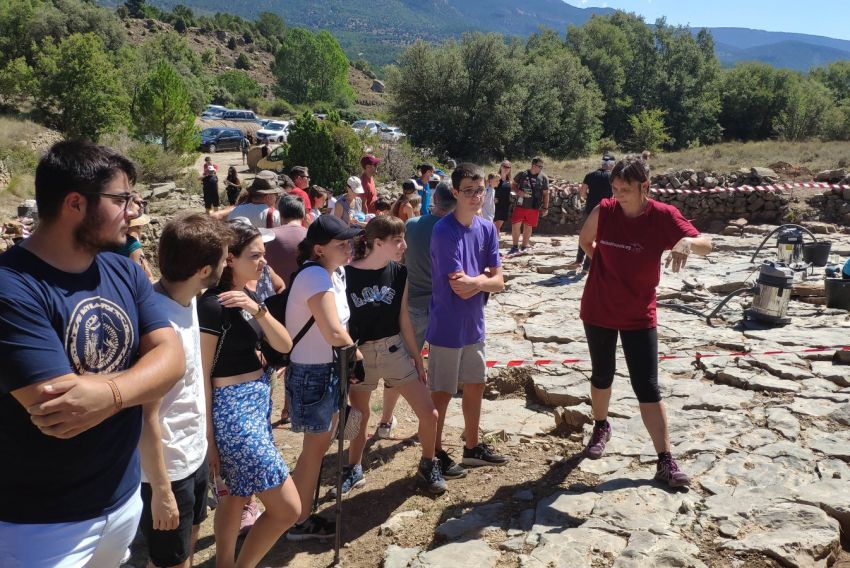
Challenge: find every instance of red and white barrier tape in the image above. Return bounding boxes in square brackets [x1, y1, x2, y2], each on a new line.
[421, 345, 849, 369]
[552, 182, 850, 196]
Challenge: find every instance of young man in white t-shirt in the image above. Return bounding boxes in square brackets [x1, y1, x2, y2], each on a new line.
[139, 213, 233, 568]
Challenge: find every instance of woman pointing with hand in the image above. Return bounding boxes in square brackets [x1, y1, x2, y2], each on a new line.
[577, 155, 712, 488]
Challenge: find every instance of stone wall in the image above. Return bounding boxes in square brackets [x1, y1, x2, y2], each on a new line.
[806, 187, 850, 225]
[537, 182, 791, 234]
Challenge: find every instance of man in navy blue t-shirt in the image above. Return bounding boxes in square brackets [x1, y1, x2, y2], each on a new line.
[0, 140, 185, 567]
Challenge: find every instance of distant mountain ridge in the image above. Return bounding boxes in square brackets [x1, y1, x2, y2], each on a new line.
[105, 0, 850, 71]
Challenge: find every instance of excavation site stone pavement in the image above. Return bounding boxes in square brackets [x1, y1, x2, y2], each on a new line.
[127, 228, 850, 568]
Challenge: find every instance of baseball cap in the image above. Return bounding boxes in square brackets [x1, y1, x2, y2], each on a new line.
[347, 176, 364, 194]
[602, 153, 616, 162]
[402, 178, 423, 192]
[360, 155, 381, 167]
[248, 170, 281, 194]
[307, 214, 363, 245]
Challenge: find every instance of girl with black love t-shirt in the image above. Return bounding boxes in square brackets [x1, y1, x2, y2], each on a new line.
[343, 216, 446, 495]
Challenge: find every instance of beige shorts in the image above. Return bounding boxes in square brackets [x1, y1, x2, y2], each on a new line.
[427, 342, 486, 393]
[352, 334, 418, 392]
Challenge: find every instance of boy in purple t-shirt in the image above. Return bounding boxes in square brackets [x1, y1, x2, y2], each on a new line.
[426, 163, 507, 479]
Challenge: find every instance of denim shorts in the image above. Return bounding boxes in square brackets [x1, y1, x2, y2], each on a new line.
[285, 362, 340, 434]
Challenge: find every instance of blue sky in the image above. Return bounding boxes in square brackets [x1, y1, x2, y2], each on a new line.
[573, 1, 850, 40]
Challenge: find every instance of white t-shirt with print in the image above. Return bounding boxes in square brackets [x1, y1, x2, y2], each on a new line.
[286, 264, 349, 365]
[142, 294, 207, 483]
[228, 203, 280, 228]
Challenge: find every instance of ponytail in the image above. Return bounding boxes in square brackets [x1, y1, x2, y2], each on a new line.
[354, 215, 405, 261]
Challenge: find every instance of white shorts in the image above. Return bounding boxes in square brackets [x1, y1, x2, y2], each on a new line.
[0, 487, 142, 568]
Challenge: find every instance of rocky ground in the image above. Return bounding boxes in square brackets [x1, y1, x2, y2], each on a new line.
[124, 226, 850, 568]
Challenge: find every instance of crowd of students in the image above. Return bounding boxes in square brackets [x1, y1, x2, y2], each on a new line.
[0, 139, 710, 568]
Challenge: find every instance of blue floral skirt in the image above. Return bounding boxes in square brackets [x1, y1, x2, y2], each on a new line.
[212, 371, 289, 496]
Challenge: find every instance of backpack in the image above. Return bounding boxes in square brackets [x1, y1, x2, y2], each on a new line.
[260, 262, 317, 368]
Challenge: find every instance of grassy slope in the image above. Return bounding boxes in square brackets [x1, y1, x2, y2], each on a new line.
[482, 139, 850, 183]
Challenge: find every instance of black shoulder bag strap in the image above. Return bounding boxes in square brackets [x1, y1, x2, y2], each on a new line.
[288, 263, 317, 355]
[210, 307, 232, 377]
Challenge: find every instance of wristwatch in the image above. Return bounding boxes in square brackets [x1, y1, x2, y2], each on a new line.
[253, 302, 268, 319]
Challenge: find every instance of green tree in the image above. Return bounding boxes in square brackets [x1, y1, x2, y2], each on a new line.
[566, 13, 660, 144]
[171, 4, 195, 27]
[35, 33, 128, 141]
[312, 31, 353, 105]
[514, 36, 604, 158]
[235, 53, 252, 70]
[124, 0, 146, 18]
[284, 112, 362, 190]
[719, 63, 799, 141]
[273, 28, 352, 105]
[1, 0, 126, 68]
[811, 60, 850, 104]
[389, 34, 523, 160]
[628, 109, 671, 152]
[774, 78, 833, 141]
[256, 11, 286, 41]
[654, 24, 722, 148]
[0, 57, 35, 109]
[137, 32, 210, 112]
[132, 60, 198, 153]
[215, 70, 261, 107]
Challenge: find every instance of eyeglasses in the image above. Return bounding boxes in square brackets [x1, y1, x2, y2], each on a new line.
[81, 191, 143, 211]
[459, 188, 485, 198]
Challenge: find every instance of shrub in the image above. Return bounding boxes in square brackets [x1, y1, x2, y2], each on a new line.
[126, 142, 197, 184]
[593, 136, 619, 155]
[257, 98, 295, 117]
[284, 111, 362, 191]
[627, 109, 671, 153]
[235, 53, 251, 70]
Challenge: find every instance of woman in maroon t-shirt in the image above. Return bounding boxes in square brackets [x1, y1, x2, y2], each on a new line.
[577, 155, 712, 488]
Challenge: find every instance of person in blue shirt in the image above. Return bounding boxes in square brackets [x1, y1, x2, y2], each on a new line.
[415, 163, 435, 215]
[0, 140, 185, 568]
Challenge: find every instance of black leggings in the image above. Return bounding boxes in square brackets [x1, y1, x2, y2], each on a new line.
[583, 323, 661, 403]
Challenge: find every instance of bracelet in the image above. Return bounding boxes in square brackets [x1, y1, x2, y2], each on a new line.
[106, 380, 123, 411]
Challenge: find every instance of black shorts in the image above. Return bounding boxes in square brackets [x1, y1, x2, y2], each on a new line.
[202, 184, 220, 208]
[494, 204, 510, 222]
[140, 461, 210, 567]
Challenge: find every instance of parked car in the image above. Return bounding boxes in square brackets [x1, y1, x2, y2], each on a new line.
[256, 144, 286, 173]
[379, 126, 406, 142]
[201, 104, 228, 119]
[255, 120, 292, 143]
[222, 109, 261, 123]
[199, 127, 244, 152]
[351, 119, 388, 135]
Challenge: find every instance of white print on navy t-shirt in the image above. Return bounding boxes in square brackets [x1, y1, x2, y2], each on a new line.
[350, 285, 396, 308]
[598, 239, 645, 253]
[66, 297, 134, 374]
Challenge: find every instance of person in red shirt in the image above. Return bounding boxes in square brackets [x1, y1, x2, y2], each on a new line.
[360, 155, 380, 214]
[287, 166, 313, 226]
[578, 155, 712, 488]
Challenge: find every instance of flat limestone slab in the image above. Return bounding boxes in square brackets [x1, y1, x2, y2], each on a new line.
[445, 398, 553, 438]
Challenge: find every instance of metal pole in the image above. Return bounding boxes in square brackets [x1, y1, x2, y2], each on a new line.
[333, 344, 356, 567]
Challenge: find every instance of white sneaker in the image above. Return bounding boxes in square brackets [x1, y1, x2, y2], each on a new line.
[375, 415, 397, 439]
